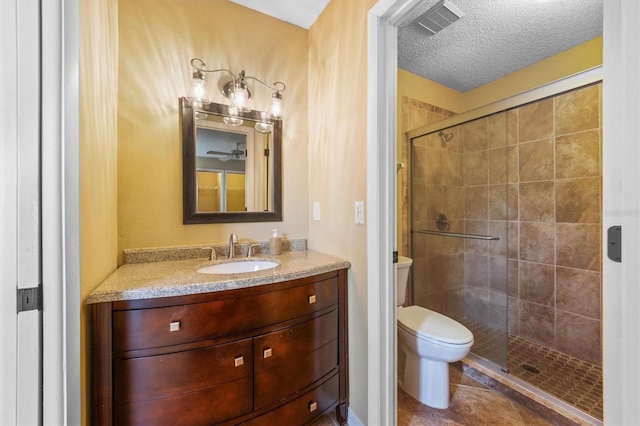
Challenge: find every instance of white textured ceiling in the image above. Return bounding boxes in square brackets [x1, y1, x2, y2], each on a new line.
[232, 0, 602, 93]
[398, 0, 603, 92]
[229, 0, 330, 29]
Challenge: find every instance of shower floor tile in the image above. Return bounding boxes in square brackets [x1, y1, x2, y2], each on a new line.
[463, 320, 603, 421]
[508, 334, 603, 421]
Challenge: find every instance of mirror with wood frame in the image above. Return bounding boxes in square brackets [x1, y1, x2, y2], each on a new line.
[181, 97, 282, 223]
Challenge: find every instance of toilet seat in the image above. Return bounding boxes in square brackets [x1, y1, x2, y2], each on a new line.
[397, 306, 473, 345]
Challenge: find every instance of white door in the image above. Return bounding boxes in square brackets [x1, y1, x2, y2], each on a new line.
[1, 0, 43, 424]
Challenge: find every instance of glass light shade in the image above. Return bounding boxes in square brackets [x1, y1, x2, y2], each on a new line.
[223, 105, 243, 126]
[223, 116, 244, 126]
[268, 92, 283, 119]
[230, 85, 250, 112]
[188, 74, 208, 101]
[255, 122, 273, 133]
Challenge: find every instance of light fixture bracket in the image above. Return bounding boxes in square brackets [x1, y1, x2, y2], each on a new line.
[188, 57, 286, 117]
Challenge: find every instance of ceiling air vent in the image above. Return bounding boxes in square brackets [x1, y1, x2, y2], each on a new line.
[415, 0, 465, 35]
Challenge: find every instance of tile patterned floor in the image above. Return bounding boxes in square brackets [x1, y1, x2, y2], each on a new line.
[313, 363, 554, 426]
[508, 335, 603, 420]
[463, 320, 603, 420]
[397, 363, 553, 426]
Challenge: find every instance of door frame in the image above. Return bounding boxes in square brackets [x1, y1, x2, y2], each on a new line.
[367, 0, 640, 424]
[40, 0, 82, 423]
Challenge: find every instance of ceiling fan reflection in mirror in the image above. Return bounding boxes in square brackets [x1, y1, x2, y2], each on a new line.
[207, 142, 247, 161]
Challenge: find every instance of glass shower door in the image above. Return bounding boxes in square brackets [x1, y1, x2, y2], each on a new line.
[409, 112, 510, 371]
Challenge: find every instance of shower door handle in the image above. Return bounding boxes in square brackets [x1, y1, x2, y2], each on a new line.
[607, 226, 622, 262]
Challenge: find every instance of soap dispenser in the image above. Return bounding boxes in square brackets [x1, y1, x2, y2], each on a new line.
[269, 229, 282, 255]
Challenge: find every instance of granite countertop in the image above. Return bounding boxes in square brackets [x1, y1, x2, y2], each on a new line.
[86, 249, 350, 304]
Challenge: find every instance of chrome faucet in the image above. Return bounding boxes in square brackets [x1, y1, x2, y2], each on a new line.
[228, 233, 238, 258]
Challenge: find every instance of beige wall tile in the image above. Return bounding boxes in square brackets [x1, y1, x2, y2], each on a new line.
[464, 254, 489, 289]
[489, 256, 507, 293]
[519, 222, 555, 264]
[556, 311, 601, 366]
[507, 259, 519, 297]
[488, 221, 508, 257]
[556, 267, 601, 319]
[462, 118, 488, 152]
[519, 181, 555, 222]
[507, 110, 518, 146]
[556, 177, 601, 223]
[464, 220, 489, 254]
[441, 150, 461, 186]
[412, 145, 428, 182]
[507, 221, 519, 260]
[507, 184, 519, 221]
[488, 185, 507, 221]
[465, 287, 490, 323]
[519, 300, 555, 347]
[554, 84, 600, 136]
[487, 112, 508, 149]
[556, 223, 601, 271]
[518, 98, 553, 143]
[488, 148, 507, 184]
[556, 130, 600, 179]
[425, 149, 444, 184]
[519, 139, 554, 182]
[508, 296, 519, 334]
[465, 186, 488, 220]
[520, 261, 555, 306]
[506, 146, 519, 183]
[463, 151, 488, 185]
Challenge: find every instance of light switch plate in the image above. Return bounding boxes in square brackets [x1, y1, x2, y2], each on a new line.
[313, 202, 320, 221]
[355, 201, 364, 224]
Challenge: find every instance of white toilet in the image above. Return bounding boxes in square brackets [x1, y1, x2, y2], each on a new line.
[396, 256, 474, 409]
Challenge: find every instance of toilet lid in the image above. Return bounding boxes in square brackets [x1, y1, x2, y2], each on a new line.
[397, 306, 473, 345]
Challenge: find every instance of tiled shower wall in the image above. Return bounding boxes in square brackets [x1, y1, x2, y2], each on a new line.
[507, 83, 602, 366]
[400, 97, 454, 256]
[407, 83, 602, 366]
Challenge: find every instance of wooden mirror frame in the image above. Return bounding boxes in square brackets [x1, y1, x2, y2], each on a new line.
[180, 97, 282, 224]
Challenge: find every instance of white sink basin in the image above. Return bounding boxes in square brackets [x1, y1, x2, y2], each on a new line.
[197, 260, 279, 274]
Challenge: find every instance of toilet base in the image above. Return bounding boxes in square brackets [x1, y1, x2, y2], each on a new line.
[400, 351, 451, 409]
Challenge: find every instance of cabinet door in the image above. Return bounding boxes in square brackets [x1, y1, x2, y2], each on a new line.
[245, 374, 339, 426]
[113, 378, 252, 426]
[114, 338, 252, 403]
[113, 338, 253, 425]
[253, 312, 339, 410]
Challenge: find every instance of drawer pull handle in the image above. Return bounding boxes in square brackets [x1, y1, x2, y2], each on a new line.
[309, 401, 317, 412]
[169, 321, 181, 332]
[263, 348, 273, 358]
[234, 356, 244, 367]
[308, 295, 317, 304]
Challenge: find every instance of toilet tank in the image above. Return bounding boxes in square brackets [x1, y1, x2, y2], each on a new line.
[396, 256, 413, 306]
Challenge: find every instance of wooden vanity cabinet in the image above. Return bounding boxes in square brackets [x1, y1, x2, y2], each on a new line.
[90, 269, 348, 426]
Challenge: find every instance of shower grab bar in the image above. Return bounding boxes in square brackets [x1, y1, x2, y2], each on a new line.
[412, 229, 500, 241]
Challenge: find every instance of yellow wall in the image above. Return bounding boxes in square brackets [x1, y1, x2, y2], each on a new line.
[80, 0, 119, 423]
[398, 36, 603, 115]
[308, 0, 376, 422]
[117, 0, 309, 260]
[461, 36, 603, 111]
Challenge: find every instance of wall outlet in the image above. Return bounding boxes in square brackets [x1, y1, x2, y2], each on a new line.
[355, 201, 365, 224]
[313, 201, 320, 221]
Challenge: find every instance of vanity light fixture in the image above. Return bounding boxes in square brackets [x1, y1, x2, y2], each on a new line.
[188, 57, 286, 128]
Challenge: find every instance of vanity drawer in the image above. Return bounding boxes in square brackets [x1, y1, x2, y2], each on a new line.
[113, 277, 338, 352]
[113, 338, 252, 403]
[254, 310, 337, 373]
[254, 339, 338, 410]
[113, 376, 253, 426]
[244, 374, 339, 426]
